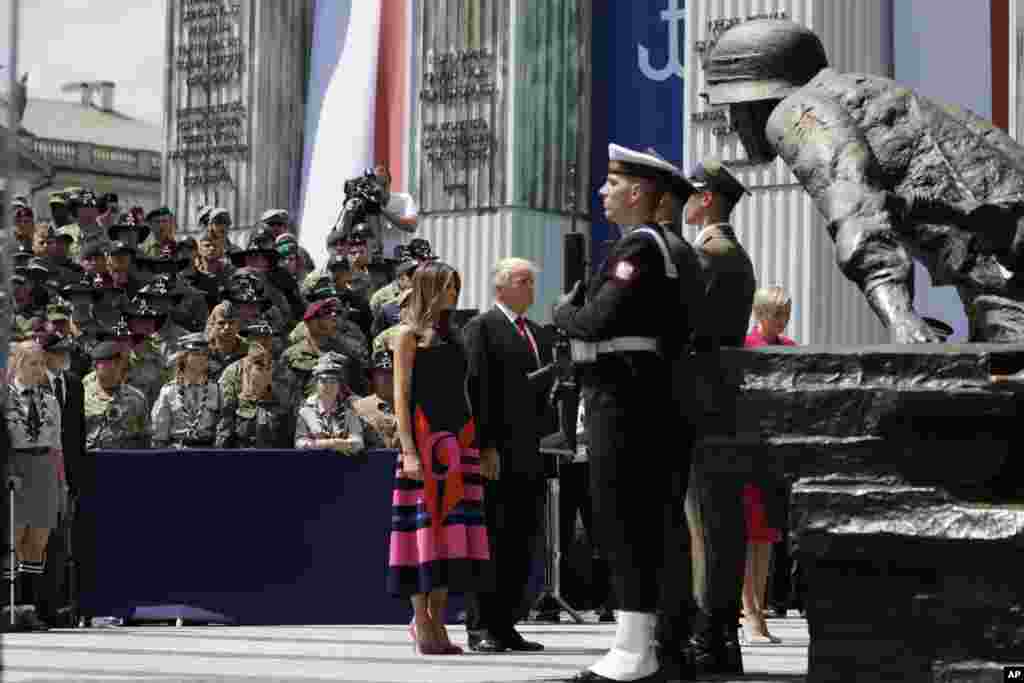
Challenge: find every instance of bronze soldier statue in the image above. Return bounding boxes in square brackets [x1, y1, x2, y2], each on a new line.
[704, 18, 1024, 342]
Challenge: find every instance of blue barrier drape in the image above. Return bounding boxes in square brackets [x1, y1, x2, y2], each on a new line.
[81, 448, 412, 625]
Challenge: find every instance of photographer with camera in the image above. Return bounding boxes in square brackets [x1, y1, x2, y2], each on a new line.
[553, 144, 705, 683]
[340, 164, 418, 269]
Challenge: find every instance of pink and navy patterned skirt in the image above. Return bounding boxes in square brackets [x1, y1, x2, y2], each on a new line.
[386, 410, 491, 597]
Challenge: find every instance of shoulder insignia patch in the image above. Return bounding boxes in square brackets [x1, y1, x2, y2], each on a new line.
[613, 260, 637, 281]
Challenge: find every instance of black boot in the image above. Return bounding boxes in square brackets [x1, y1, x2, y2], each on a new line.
[690, 609, 742, 676]
[16, 569, 50, 631]
[656, 642, 696, 682]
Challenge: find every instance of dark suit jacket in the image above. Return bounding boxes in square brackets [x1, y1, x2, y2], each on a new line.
[463, 306, 556, 479]
[54, 371, 88, 495]
[695, 224, 756, 347]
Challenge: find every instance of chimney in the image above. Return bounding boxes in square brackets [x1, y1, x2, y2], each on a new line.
[79, 82, 92, 107]
[99, 81, 115, 112]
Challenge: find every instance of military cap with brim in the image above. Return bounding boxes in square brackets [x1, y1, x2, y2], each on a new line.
[145, 207, 173, 223]
[260, 208, 289, 224]
[91, 341, 123, 362]
[688, 158, 750, 204]
[109, 221, 151, 245]
[209, 208, 231, 225]
[48, 192, 67, 206]
[138, 275, 185, 302]
[22, 257, 51, 282]
[54, 226, 76, 242]
[239, 319, 276, 338]
[61, 277, 103, 301]
[79, 239, 109, 260]
[96, 318, 146, 346]
[197, 205, 213, 226]
[608, 143, 686, 183]
[177, 332, 209, 354]
[125, 296, 168, 323]
[225, 283, 270, 308]
[40, 333, 76, 353]
[312, 352, 349, 379]
[395, 259, 418, 278]
[11, 272, 27, 286]
[304, 298, 338, 321]
[229, 227, 280, 267]
[136, 254, 189, 276]
[105, 240, 136, 256]
[326, 253, 351, 273]
[306, 282, 339, 303]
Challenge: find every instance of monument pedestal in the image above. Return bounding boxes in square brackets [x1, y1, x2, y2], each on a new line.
[699, 345, 1024, 682]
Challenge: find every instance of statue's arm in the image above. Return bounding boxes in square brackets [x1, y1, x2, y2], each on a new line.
[768, 93, 939, 342]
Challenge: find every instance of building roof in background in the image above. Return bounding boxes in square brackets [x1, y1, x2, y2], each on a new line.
[1, 94, 162, 152]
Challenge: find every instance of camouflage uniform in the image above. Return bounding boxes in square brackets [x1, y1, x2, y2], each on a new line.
[215, 397, 293, 449]
[373, 323, 402, 355]
[126, 341, 170, 409]
[217, 356, 293, 407]
[207, 345, 247, 383]
[83, 375, 149, 449]
[369, 280, 401, 317]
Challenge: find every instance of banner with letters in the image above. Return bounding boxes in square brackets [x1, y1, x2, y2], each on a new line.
[589, 0, 685, 265]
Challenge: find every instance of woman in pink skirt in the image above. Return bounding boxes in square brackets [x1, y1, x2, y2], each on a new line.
[388, 262, 493, 655]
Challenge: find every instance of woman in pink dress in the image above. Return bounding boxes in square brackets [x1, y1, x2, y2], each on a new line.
[387, 262, 493, 655]
[741, 286, 795, 644]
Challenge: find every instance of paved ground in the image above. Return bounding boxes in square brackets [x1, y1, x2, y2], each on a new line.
[0, 616, 808, 683]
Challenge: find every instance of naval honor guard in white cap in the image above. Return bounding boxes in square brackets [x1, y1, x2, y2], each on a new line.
[553, 144, 705, 683]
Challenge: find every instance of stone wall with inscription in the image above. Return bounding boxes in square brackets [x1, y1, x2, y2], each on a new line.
[415, 2, 509, 213]
[163, 0, 313, 231]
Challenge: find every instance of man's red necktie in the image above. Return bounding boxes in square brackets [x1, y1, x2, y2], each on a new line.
[516, 317, 539, 362]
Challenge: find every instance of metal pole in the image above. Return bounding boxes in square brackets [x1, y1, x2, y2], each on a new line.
[1, 0, 20, 362]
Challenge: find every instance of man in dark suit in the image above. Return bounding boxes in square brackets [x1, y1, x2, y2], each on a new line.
[681, 159, 756, 676]
[39, 334, 87, 627]
[463, 257, 554, 653]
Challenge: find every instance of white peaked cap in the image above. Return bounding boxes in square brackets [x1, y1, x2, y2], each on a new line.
[608, 143, 682, 179]
[260, 209, 290, 223]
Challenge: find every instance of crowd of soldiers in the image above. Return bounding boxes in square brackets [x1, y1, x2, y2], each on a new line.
[6, 186, 436, 452]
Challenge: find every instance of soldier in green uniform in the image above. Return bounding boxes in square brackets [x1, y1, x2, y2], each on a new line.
[83, 342, 149, 450]
[136, 276, 190, 370]
[281, 299, 347, 406]
[229, 227, 304, 329]
[122, 301, 175, 406]
[205, 301, 247, 382]
[61, 191, 110, 262]
[369, 258, 416, 317]
[218, 319, 286, 405]
[225, 271, 287, 357]
[138, 207, 177, 259]
[215, 345, 294, 449]
[48, 226, 85, 288]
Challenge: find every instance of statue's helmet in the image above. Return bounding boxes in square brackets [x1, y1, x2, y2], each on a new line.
[704, 19, 828, 106]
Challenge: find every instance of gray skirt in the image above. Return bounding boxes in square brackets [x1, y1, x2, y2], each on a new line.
[3, 450, 61, 529]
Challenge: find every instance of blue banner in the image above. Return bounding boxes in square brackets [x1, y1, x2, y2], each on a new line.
[589, 0, 686, 266]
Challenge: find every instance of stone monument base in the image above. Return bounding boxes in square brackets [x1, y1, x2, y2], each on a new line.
[698, 344, 1024, 682]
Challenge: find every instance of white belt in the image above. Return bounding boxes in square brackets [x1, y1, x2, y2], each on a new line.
[570, 337, 660, 362]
